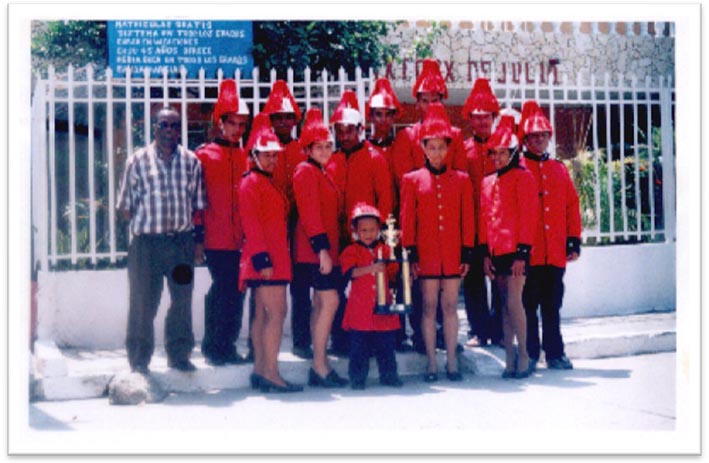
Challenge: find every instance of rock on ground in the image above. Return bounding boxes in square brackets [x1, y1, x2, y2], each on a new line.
[108, 372, 168, 406]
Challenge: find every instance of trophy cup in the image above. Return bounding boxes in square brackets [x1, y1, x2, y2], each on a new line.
[374, 214, 413, 315]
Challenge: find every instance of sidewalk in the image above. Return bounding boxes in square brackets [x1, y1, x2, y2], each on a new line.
[30, 310, 676, 401]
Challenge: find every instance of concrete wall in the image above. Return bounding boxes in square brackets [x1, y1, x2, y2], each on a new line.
[36, 242, 675, 350]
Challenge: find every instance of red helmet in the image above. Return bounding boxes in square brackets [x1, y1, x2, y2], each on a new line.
[486, 115, 519, 151]
[420, 102, 452, 142]
[412, 58, 448, 99]
[366, 78, 402, 115]
[331, 90, 362, 126]
[462, 78, 499, 117]
[299, 107, 332, 149]
[519, 100, 553, 139]
[245, 113, 283, 154]
[350, 202, 382, 226]
[212, 79, 241, 126]
[263, 80, 302, 122]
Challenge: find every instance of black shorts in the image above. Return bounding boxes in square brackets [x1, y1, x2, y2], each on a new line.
[491, 254, 529, 276]
[246, 279, 289, 289]
[299, 263, 342, 291]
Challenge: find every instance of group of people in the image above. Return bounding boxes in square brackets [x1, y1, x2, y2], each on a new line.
[117, 58, 582, 393]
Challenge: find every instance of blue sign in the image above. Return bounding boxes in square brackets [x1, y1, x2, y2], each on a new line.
[108, 20, 253, 78]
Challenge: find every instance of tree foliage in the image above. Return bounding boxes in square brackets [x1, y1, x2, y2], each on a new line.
[31, 21, 107, 72]
[252, 21, 400, 79]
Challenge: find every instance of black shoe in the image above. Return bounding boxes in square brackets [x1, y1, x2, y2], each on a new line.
[351, 381, 366, 390]
[446, 369, 463, 381]
[292, 346, 314, 359]
[259, 377, 303, 393]
[501, 370, 516, 379]
[308, 368, 349, 388]
[515, 369, 530, 379]
[205, 356, 226, 367]
[168, 359, 197, 372]
[249, 373, 262, 390]
[547, 356, 573, 370]
[528, 358, 538, 373]
[380, 376, 404, 387]
[423, 372, 439, 383]
[131, 365, 150, 375]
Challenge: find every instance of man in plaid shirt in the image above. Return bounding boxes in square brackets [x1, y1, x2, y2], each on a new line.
[117, 107, 207, 374]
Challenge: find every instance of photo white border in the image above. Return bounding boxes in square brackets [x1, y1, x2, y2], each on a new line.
[6, 2, 701, 456]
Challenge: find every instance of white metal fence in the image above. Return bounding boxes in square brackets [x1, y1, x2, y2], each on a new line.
[31, 65, 675, 271]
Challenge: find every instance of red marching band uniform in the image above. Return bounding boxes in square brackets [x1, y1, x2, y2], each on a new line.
[340, 216, 400, 332]
[292, 108, 344, 266]
[462, 78, 500, 243]
[400, 103, 476, 277]
[193, 80, 249, 250]
[391, 59, 467, 190]
[262, 80, 307, 205]
[366, 78, 403, 181]
[518, 101, 582, 268]
[328, 90, 394, 225]
[479, 115, 539, 262]
[238, 114, 292, 291]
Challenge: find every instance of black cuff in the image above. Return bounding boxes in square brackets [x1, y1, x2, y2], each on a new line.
[192, 225, 205, 244]
[477, 244, 490, 258]
[516, 244, 532, 263]
[405, 246, 418, 263]
[309, 233, 331, 254]
[567, 237, 581, 256]
[342, 267, 354, 284]
[461, 246, 475, 264]
[252, 252, 273, 271]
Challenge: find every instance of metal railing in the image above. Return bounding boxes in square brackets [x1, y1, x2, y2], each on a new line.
[31, 64, 675, 271]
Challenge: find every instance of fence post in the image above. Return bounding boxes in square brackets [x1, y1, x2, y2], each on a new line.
[32, 79, 49, 272]
[68, 65, 77, 264]
[659, 76, 676, 242]
[87, 64, 97, 264]
[106, 67, 117, 263]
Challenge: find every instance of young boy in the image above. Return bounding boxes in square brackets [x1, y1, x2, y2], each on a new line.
[340, 203, 403, 390]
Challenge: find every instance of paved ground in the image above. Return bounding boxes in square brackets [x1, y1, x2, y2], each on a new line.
[24, 352, 676, 454]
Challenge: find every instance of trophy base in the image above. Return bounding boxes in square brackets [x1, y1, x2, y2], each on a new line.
[374, 304, 412, 315]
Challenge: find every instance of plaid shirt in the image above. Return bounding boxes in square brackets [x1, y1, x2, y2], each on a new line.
[117, 143, 206, 235]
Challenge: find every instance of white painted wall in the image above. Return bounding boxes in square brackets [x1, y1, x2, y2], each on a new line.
[36, 242, 675, 350]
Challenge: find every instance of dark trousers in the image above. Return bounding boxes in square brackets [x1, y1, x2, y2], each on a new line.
[523, 265, 567, 361]
[289, 263, 313, 350]
[201, 250, 245, 361]
[348, 330, 398, 384]
[126, 233, 195, 369]
[463, 252, 503, 342]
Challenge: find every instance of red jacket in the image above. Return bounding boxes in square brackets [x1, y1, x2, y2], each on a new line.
[330, 141, 394, 223]
[480, 164, 538, 259]
[369, 136, 398, 212]
[340, 241, 401, 332]
[194, 140, 247, 250]
[520, 152, 582, 268]
[465, 137, 496, 244]
[272, 139, 307, 206]
[238, 169, 292, 290]
[400, 165, 475, 277]
[292, 159, 344, 265]
[391, 122, 467, 190]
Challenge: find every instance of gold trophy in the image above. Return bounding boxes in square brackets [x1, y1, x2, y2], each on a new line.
[374, 214, 413, 315]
